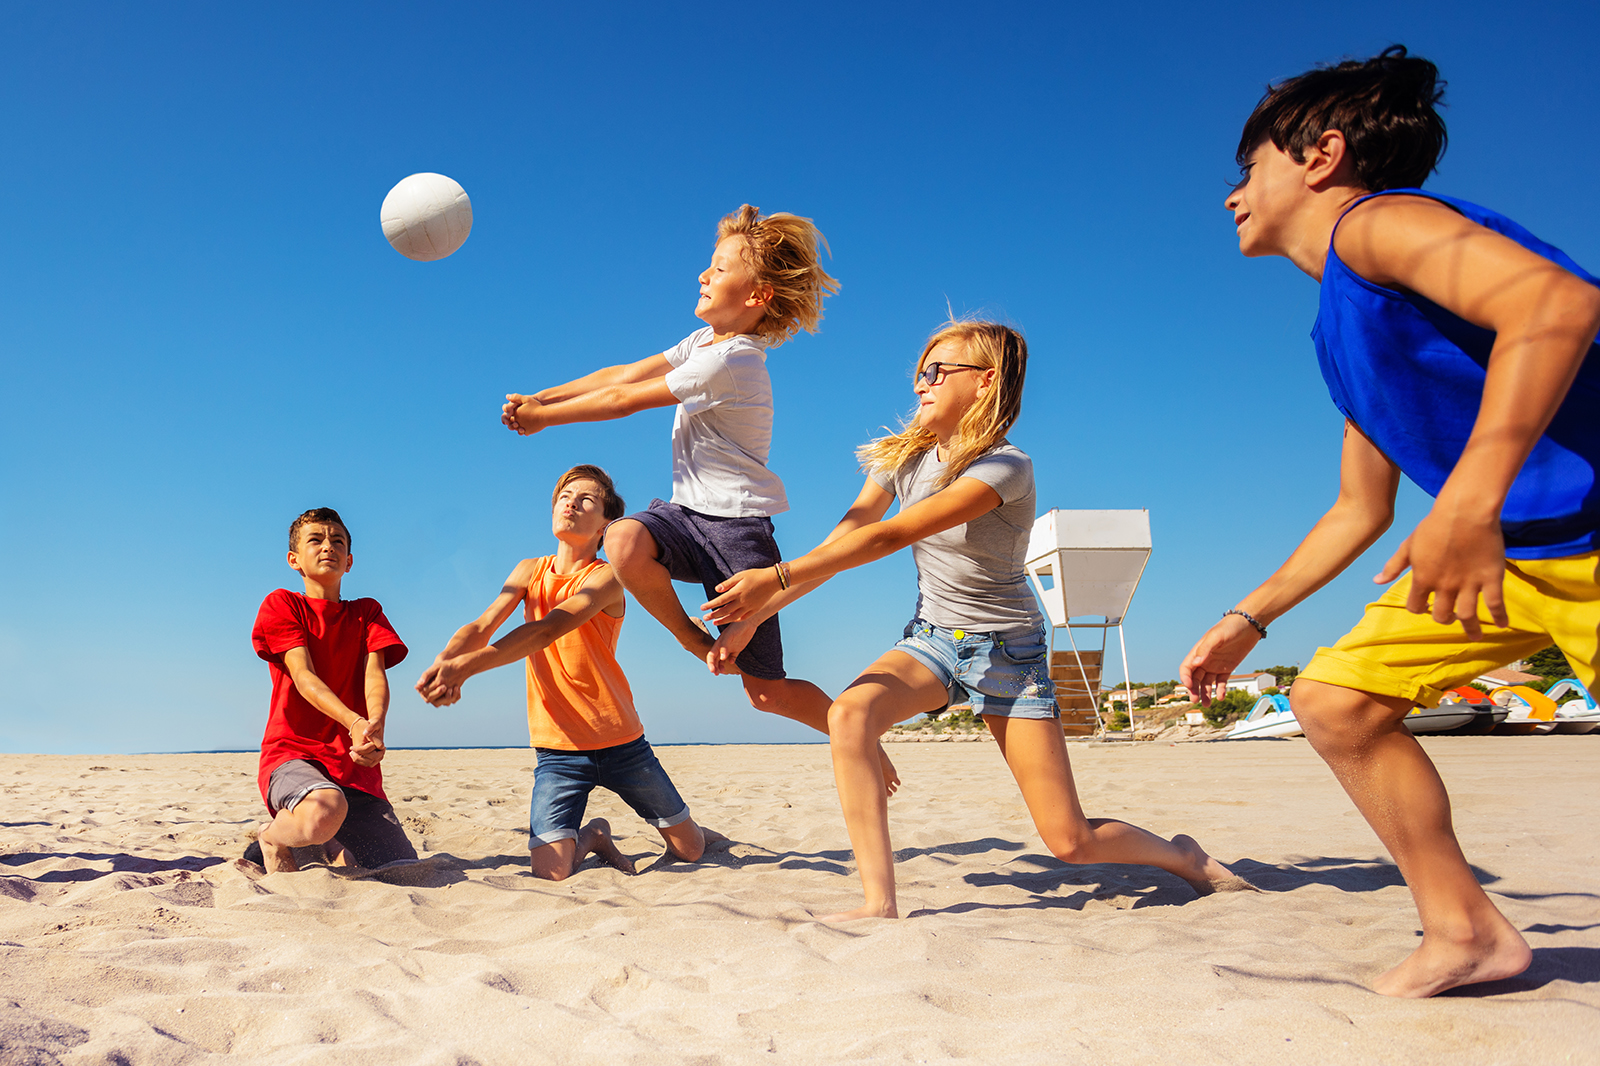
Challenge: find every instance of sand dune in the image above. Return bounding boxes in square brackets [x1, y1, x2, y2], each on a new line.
[2, 738, 1597, 1064]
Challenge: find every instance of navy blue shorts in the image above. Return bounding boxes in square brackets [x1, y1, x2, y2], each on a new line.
[529, 736, 691, 847]
[624, 499, 786, 680]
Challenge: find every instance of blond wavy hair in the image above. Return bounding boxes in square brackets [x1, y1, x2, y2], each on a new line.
[856, 321, 1029, 489]
[716, 205, 840, 347]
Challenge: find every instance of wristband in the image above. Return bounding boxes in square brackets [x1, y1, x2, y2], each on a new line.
[774, 561, 791, 590]
[1223, 609, 1268, 638]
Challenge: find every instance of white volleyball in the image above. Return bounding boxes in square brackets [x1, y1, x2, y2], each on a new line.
[380, 173, 473, 261]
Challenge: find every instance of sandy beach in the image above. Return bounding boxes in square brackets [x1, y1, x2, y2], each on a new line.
[2, 737, 1597, 1064]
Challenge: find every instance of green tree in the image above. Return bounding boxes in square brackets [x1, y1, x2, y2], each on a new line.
[1524, 645, 1572, 683]
[1202, 689, 1256, 728]
[1260, 665, 1299, 687]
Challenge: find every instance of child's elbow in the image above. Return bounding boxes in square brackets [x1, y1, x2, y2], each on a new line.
[1574, 282, 1600, 339]
[1361, 504, 1396, 538]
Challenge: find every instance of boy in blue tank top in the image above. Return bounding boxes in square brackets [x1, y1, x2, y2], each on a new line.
[1180, 47, 1600, 998]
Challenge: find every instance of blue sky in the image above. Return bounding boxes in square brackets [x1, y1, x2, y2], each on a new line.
[3, 2, 1596, 753]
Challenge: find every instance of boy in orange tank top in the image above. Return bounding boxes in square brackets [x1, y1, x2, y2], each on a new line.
[415, 465, 720, 880]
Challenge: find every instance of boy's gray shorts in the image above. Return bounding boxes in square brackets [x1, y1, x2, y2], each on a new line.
[264, 759, 418, 868]
[268, 758, 346, 813]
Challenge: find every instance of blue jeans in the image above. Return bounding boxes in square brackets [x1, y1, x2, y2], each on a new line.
[893, 618, 1058, 719]
[528, 736, 691, 847]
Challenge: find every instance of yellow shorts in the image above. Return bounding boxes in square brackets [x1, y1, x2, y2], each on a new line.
[1300, 551, 1599, 707]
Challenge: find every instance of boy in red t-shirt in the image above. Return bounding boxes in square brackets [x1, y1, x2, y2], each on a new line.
[248, 507, 415, 873]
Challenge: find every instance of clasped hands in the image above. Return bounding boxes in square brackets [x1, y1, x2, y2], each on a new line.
[501, 394, 545, 436]
[347, 717, 385, 767]
[414, 659, 466, 707]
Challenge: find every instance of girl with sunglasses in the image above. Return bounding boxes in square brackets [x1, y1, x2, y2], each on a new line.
[702, 320, 1244, 920]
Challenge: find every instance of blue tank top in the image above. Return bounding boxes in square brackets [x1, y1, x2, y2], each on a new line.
[1314, 189, 1600, 559]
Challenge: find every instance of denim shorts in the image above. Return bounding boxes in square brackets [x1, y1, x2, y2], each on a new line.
[893, 618, 1058, 719]
[529, 736, 691, 847]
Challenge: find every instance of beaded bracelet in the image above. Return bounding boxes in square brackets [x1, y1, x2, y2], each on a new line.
[1223, 608, 1268, 638]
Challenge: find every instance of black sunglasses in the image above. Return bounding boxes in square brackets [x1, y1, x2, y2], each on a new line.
[916, 362, 986, 386]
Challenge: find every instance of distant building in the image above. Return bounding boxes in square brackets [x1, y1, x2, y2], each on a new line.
[1158, 684, 1192, 705]
[1474, 667, 1541, 690]
[1225, 673, 1278, 696]
[1103, 686, 1156, 707]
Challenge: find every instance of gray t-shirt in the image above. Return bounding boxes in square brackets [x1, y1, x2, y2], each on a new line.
[871, 441, 1042, 634]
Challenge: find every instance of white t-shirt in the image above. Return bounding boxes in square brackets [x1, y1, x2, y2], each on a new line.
[662, 326, 788, 517]
[870, 441, 1042, 634]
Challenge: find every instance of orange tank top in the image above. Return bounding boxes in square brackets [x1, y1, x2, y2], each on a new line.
[523, 556, 644, 751]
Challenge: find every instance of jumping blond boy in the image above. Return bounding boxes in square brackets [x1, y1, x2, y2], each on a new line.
[499, 206, 898, 789]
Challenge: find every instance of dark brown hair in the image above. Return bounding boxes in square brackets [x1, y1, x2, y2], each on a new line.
[551, 464, 625, 521]
[1237, 45, 1447, 192]
[288, 507, 350, 552]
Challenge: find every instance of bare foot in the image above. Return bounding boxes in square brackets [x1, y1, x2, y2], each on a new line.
[258, 825, 299, 874]
[1170, 834, 1255, 896]
[877, 744, 901, 797]
[322, 838, 354, 868]
[579, 819, 636, 875]
[817, 901, 898, 923]
[1372, 916, 1531, 998]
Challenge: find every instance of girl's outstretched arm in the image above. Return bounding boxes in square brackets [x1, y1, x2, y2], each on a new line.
[704, 476, 894, 672]
[702, 474, 1002, 626]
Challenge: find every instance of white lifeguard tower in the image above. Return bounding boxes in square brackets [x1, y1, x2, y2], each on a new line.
[1024, 509, 1152, 736]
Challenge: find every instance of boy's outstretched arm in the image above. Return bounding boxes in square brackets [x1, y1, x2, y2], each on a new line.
[281, 646, 381, 762]
[1337, 196, 1600, 635]
[418, 565, 624, 704]
[1181, 421, 1401, 703]
[503, 354, 675, 435]
[416, 561, 536, 704]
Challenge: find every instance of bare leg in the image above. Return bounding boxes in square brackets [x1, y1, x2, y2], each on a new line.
[605, 520, 720, 660]
[603, 519, 901, 794]
[745, 674, 901, 797]
[987, 716, 1240, 892]
[1294, 680, 1531, 997]
[819, 651, 948, 922]
[530, 818, 635, 881]
[657, 820, 728, 862]
[257, 789, 348, 874]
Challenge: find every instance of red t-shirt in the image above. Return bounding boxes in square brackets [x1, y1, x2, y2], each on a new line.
[251, 589, 408, 812]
